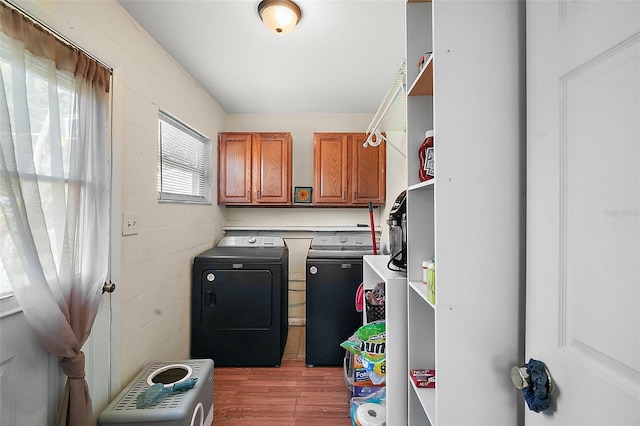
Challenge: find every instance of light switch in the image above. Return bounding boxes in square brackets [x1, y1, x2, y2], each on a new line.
[122, 212, 140, 236]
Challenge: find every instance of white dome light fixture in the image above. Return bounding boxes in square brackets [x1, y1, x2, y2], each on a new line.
[258, 0, 302, 35]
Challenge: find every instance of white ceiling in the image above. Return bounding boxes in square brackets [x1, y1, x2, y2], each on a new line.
[116, 0, 406, 115]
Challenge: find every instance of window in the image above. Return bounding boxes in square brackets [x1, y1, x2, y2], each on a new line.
[157, 111, 211, 203]
[0, 43, 76, 299]
[0, 15, 111, 321]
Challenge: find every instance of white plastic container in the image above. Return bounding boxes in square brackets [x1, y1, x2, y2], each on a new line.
[422, 260, 430, 284]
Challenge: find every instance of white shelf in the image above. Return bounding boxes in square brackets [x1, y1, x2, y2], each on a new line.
[404, 0, 523, 424]
[409, 280, 434, 308]
[410, 381, 436, 423]
[407, 179, 434, 192]
[363, 254, 406, 283]
[407, 54, 433, 97]
[362, 255, 407, 426]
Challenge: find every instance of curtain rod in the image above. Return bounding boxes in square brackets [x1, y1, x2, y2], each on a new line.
[2, 0, 113, 72]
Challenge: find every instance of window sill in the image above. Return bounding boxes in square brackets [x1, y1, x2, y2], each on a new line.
[0, 293, 22, 319]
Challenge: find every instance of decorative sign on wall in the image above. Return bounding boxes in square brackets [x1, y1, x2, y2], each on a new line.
[294, 186, 312, 203]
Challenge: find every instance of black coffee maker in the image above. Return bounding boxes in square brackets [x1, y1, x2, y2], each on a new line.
[387, 190, 407, 271]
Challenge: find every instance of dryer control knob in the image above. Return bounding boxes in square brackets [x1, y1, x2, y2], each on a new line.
[206, 273, 215, 282]
[248, 236, 256, 244]
[309, 266, 318, 275]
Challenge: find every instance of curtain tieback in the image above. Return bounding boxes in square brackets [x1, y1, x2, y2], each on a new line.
[60, 351, 86, 379]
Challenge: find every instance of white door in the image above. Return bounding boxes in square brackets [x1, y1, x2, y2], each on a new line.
[86, 293, 114, 420]
[0, 290, 113, 426]
[0, 292, 111, 425]
[0, 299, 62, 425]
[526, 1, 640, 424]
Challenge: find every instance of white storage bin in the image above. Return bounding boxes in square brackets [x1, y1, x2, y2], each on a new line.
[98, 359, 213, 426]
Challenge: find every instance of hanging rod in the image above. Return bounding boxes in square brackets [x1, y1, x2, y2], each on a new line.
[364, 60, 406, 148]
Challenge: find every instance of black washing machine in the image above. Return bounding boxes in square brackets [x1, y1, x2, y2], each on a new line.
[305, 234, 376, 366]
[191, 236, 288, 367]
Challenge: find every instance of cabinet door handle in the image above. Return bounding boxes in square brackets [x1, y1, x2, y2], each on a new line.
[343, 191, 347, 200]
[257, 190, 261, 198]
[246, 191, 250, 199]
[353, 191, 356, 201]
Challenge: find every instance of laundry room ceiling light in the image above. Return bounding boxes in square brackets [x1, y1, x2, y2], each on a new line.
[258, 0, 301, 35]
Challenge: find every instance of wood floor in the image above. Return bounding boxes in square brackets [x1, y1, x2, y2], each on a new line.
[213, 326, 353, 425]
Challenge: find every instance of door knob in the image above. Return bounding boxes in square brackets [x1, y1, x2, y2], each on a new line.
[510, 365, 530, 389]
[511, 358, 554, 413]
[102, 281, 116, 294]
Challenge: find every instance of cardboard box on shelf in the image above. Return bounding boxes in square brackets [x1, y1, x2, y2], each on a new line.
[410, 369, 436, 388]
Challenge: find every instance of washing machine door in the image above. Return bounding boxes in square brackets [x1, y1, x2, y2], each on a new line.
[199, 269, 273, 330]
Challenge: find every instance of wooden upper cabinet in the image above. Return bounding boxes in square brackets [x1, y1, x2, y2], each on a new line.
[313, 133, 350, 204]
[252, 133, 292, 204]
[218, 132, 292, 205]
[351, 133, 386, 205]
[313, 132, 386, 206]
[218, 133, 252, 204]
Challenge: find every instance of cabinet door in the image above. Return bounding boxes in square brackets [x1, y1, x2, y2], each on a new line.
[252, 133, 292, 204]
[218, 133, 252, 204]
[351, 133, 386, 205]
[313, 133, 349, 204]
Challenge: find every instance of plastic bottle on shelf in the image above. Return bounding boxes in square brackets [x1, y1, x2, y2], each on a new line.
[427, 258, 436, 304]
[422, 260, 430, 285]
[418, 130, 434, 182]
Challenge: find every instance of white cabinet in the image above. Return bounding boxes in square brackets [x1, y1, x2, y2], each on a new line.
[362, 255, 407, 426]
[404, 0, 525, 425]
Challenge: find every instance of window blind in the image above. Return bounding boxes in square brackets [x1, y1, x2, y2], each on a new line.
[157, 111, 211, 203]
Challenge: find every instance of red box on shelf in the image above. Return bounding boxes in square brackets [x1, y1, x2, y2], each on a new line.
[410, 369, 436, 388]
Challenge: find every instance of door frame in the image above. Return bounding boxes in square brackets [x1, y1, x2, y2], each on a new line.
[105, 67, 125, 403]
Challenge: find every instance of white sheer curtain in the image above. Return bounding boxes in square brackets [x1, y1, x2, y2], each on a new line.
[0, 4, 111, 425]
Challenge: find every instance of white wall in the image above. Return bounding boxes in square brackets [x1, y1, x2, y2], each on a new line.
[379, 129, 408, 249]
[15, 0, 227, 387]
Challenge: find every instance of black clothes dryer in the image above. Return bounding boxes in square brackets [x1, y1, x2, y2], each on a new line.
[305, 234, 376, 367]
[191, 236, 289, 367]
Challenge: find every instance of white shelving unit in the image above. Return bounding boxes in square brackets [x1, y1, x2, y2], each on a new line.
[362, 255, 407, 426]
[403, 0, 525, 425]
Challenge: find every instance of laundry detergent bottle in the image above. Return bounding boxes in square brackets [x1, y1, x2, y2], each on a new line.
[418, 130, 434, 182]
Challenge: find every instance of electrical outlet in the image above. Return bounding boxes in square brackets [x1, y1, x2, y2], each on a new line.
[122, 213, 140, 236]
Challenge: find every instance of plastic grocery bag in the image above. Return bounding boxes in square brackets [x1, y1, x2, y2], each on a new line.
[341, 320, 386, 385]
